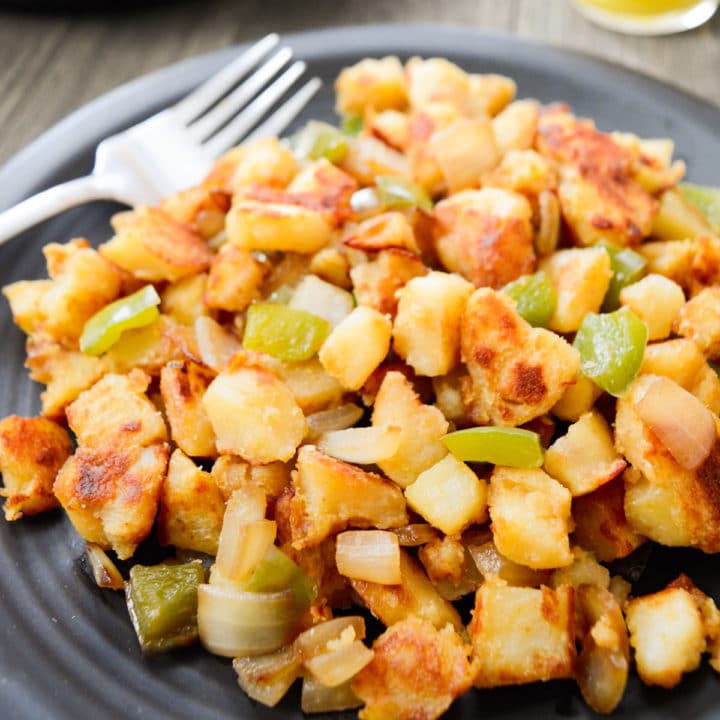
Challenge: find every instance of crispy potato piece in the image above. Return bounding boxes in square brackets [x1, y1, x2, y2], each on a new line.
[275, 358, 344, 415]
[54, 442, 169, 560]
[406, 57, 470, 111]
[551, 374, 603, 422]
[651, 187, 713, 240]
[571, 475, 645, 562]
[418, 535, 467, 586]
[461, 288, 580, 426]
[308, 248, 352, 290]
[468, 73, 517, 116]
[372, 371, 449, 488]
[159, 184, 231, 239]
[202, 354, 306, 463]
[620, 274, 685, 341]
[2, 280, 52, 334]
[367, 108, 411, 151]
[674, 287, 720, 359]
[283, 446, 408, 550]
[351, 550, 463, 633]
[488, 466, 573, 570]
[626, 587, 705, 688]
[432, 370, 469, 425]
[616, 374, 720, 551]
[345, 212, 419, 254]
[157, 449, 225, 555]
[640, 338, 707, 390]
[0, 416, 71, 520]
[289, 274, 354, 329]
[350, 248, 428, 317]
[160, 361, 217, 458]
[341, 135, 411, 186]
[470, 580, 576, 687]
[352, 617, 472, 720]
[492, 100, 540, 153]
[205, 243, 266, 312]
[160, 273, 209, 325]
[482, 149, 557, 198]
[544, 409, 627, 496]
[549, 546, 610, 592]
[101, 207, 212, 282]
[335, 56, 408, 115]
[540, 247, 612, 333]
[211, 456, 290, 502]
[318, 307, 392, 391]
[434, 188, 535, 289]
[691, 363, 720, 415]
[392, 271, 474, 377]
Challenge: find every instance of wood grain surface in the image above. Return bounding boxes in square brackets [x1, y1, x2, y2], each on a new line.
[0, 0, 718, 165]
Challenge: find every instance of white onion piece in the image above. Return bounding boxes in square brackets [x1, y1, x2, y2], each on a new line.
[194, 316, 242, 372]
[305, 404, 364, 442]
[350, 187, 381, 215]
[289, 275, 354, 328]
[233, 645, 302, 707]
[301, 676, 362, 714]
[335, 530, 401, 584]
[85, 543, 124, 590]
[198, 584, 299, 657]
[635, 375, 716, 470]
[295, 616, 366, 659]
[305, 640, 374, 688]
[317, 425, 401, 464]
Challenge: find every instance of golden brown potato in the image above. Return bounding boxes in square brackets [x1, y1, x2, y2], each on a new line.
[335, 56, 408, 115]
[204, 243, 266, 312]
[418, 535, 467, 586]
[620, 274, 685, 341]
[344, 212, 419, 254]
[0, 416, 71, 520]
[284, 446, 408, 550]
[492, 100, 540, 153]
[2, 279, 52, 335]
[352, 617, 472, 720]
[211, 455, 290, 503]
[160, 361, 217, 458]
[460, 288, 580, 426]
[549, 546, 610, 592]
[157, 449, 225, 555]
[160, 273, 209, 325]
[434, 188, 535, 289]
[482, 149, 557, 198]
[470, 580, 576, 687]
[674, 287, 720, 359]
[158, 184, 231, 239]
[275, 358, 345, 415]
[551, 373, 603, 422]
[100, 207, 213, 282]
[468, 73, 517, 116]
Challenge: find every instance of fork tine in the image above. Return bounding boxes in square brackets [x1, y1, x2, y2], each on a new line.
[243, 77, 322, 144]
[187, 47, 293, 142]
[203, 61, 307, 157]
[172, 33, 279, 124]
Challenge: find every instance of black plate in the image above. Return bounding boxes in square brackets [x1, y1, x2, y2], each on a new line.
[1, 25, 720, 720]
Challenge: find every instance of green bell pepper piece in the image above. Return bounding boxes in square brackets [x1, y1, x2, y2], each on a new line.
[292, 120, 349, 164]
[679, 182, 720, 228]
[502, 272, 556, 328]
[341, 113, 364, 137]
[442, 427, 544, 468]
[375, 175, 434, 212]
[600, 244, 648, 312]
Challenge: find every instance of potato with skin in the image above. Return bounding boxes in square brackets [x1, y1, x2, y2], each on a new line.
[0, 416, 71, 520]
[352, 617, 473, 720]
[620, 274, 685, 341]
[488, 466, 573, 570]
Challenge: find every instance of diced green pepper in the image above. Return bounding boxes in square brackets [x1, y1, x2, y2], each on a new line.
[242, 545, 316, 611]
[341, 113, 364, 137]
[600, 244, 648, 312]
[502, 272, 556, 328]
[574, 307, 648, 397]
[242, 303, 330, 362]
[679, 182, 720, 228]
[442, 427, 544, 468]
[375, 175, 434, 212]
[125, 561, 205, 653]
[79, 284, 161, 356]
[292, 120, 349, 164]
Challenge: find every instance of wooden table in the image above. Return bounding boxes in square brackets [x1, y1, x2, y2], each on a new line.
[0, 0, 718, 165]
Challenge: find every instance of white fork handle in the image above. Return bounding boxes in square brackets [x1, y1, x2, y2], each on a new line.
[0, 175, 114, 246]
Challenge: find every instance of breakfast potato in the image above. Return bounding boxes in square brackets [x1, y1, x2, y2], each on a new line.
[551, 374, 603, 422]
[482, 149, 556, 199]
[159, 184, 231, 239]
[275, 358, 345, 415]
[418, 535, 467, 586]
[492, 100, 540, 153]
[405, 57, 471, 112]
[0, 415, 71, 520]
[651, 187, 714, 240]
[640, 338, 707, 389]
[467, 539, 550, 588]
[620, 274, 685, 341]
[344, 212, 419, 254]
[335, 56, 408, 115]
[2, 279, 52, 334]
[205, 243, 266, 312]
[211, 456, 290, 502]
[160, 273, 209, 325]
[674, 286, 720, 358]
[289, 274, 355, 328]
[468, 73, 517, 116]
[549, 546, 610, 592]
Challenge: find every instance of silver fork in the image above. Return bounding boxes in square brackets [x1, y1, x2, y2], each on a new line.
[0, 33, 321, 245]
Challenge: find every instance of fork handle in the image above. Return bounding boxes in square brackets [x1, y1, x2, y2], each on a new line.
[0, 175, 114, 246]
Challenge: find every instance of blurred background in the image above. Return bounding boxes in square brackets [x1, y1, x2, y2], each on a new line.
[0, 0, 718, 164]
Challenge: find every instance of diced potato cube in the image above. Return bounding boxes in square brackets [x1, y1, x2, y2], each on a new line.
[335, 56, 408, 115]
[309, 248, 351, 289]
[468, 73, 516, 116]
[160, 273, 209, 325]
[418, 535, 467, 586]
[274, 358, 344, 415]
[0, 416, 71, 520]
[160, 362, 217, 458]
[544, 409, 626, 496]
[100, 207, 213, 282]
[226, 200, 331, 254]
[344, 212, 419, 255]
[482, 149, 556, 197]
[674, 287, 720, 359]
[284, 446, 408, 550]
[571, 475, 645, 562]
[351, 550, 463, 633]
[620, 274, 685, 341]
[492, 100, 540, 153]
[405, 454, 487, 535]
[352, 617, 472, 720]
[211, 456, 290, 502]
[540, 247, 611, 333]
[2, 279, 52, 334]
[488, 466, 573, 569]
[626, 588, 705, 688]
[690, 363, 720, 415]
[289, 274, 354, 328]
[393, 271, 474, 377]
[157, 449, 225, 555]
[432, 370, 468, 425]
[641, 338, 706, 389]
[470, 581, 576, 687]
[319, 306, 392, 391]
[372, 371, 449, 488]
[202, 355, 306, 463]
[551, 374, 603, 422]
[549, 546, 610, 591]
[205, 244, 266, 312]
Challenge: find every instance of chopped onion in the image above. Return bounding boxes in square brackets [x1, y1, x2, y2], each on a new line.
[85, 542, 124, 590]
[295, 616, 366, 659]
[392, 523, 440, 547]
[317, 425, 401, 464]
[335, 530, 401, 584]
[350, 187, 381, 215]
[301, 676, 362, 714]
[198, 584, 300, 657]
[289, 275, 354, 329]
[233, 645, 302, 707]
[194, 316, 242, 372]
[305, 639, 374, 688]
[635, 374, 716, 470]
[306, 404, 364, 442]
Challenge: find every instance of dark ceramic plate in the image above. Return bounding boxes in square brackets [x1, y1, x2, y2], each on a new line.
[1, 24, 720, 720]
